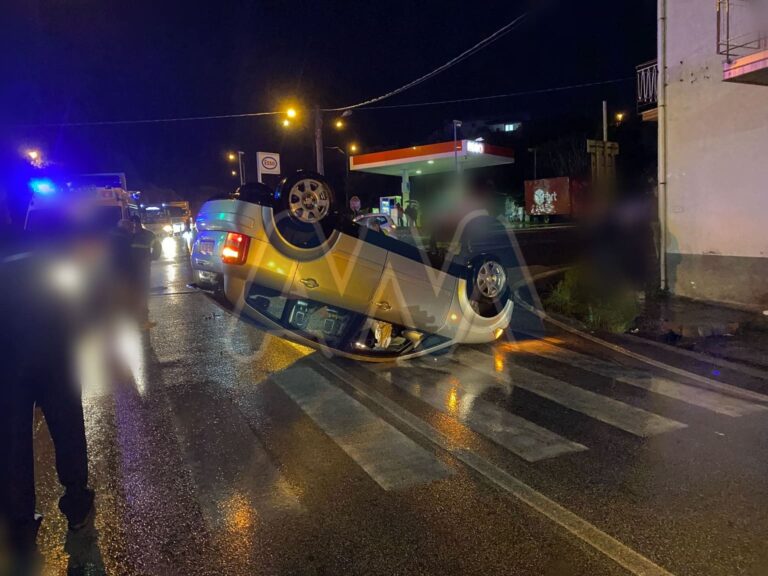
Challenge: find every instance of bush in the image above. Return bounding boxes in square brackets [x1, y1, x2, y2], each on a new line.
[544, 268, 639, 333]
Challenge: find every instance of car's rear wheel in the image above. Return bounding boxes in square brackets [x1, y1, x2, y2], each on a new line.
[279, 172, 334, 224]
[274, 171, 338, 248]
[468, 256, 510, 316]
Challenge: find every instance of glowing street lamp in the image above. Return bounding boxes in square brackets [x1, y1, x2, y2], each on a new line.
[25, 149, 44, 168]
[349, 143, 358, 153]
[282, 118, 291, 127]
[227, 150, 245, 185]
[334, 119, 344, 129]
[286, 108, 297, 119]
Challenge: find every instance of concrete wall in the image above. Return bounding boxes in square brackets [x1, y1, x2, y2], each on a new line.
[665, 0, 768, 308]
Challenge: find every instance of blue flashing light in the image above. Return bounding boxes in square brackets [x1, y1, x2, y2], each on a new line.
[29, 178, 57, 196]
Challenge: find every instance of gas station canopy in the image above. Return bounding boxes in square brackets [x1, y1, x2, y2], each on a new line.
[349, 140, 514, 177]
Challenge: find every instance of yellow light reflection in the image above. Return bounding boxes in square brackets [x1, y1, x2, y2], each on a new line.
[494, 353, 504, 373]
[223, 492, 254, 532]
[497, 336, 565, 354]
[445, 382, 459, 416]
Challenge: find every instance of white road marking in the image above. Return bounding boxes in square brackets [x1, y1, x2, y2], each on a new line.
[364, 364, 587, 462]
[458, 349, 687, 437]
[315, 358, 676, 576]
[521, 342, 767, 417]
[273, 367, 453, 490]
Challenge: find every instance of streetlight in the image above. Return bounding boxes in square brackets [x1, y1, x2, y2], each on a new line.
[615, 111, 626, 124]
[326, 144, 358, 207]
[227, 150, 245, 185]
[282, 118, 291, 127]
[286, 107, 297, 119]
[452, 120, 462, 174]
[334, 119, 344, 129]
[25, 149, 43, 167]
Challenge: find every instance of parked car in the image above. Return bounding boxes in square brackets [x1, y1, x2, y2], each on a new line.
[189, 171, 517, 361]
[353, 213, 398, 236]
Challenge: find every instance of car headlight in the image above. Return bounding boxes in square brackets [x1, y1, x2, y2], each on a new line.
[163, 224, 173, 233]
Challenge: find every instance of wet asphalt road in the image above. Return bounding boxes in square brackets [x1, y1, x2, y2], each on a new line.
[28, 237, 768, 576]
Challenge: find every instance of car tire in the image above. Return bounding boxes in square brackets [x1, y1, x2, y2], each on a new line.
[467, 256, 510, 317]
[273, 171, 338, 248]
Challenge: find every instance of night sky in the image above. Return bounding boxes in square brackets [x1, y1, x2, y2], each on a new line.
[1, 0, 656, 217]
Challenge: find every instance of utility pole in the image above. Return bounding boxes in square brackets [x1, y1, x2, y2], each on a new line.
[237, 150, 245, 185]
[602, 100, 608, 142]
[657, 0, 668, 290]
[452, 119, 462, 175]
[527, 147, 538, 179]
[314, 105, 325, 175]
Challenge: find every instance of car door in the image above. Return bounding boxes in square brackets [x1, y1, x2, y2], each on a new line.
[288, 232, 386, 312]
[371, 249, 457, 333]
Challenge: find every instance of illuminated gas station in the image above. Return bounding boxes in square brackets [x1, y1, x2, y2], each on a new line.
[349, 140, 515, 215]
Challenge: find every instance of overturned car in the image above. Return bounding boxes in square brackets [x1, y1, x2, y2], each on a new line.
[190, 171, 519, 361]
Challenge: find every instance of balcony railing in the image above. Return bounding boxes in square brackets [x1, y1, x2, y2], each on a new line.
[717, 0, 768, 61]
[636, 60, 658, 111]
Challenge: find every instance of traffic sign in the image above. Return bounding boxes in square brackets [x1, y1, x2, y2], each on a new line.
[257, 152, 281, 182]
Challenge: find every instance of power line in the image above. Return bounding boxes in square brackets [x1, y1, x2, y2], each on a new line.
[322, 10, 532, 112]
[346, 77, 634, 111]
[21, 77, 632, 129]
[28, 109, 282, 128]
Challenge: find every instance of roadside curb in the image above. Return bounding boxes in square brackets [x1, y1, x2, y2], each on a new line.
[607, 331, 768, 381]
[512, 270, 768, 401]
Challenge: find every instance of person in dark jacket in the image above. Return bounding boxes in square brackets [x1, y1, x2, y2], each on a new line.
[128, 215, 161, 329]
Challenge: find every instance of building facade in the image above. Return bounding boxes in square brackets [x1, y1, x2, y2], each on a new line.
[648, 0, 768, 308]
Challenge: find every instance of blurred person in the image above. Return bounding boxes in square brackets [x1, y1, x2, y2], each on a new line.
[405, 202, 418, 228]
[394, 201, 403, 227]
[0, 227, 98, 571]
[128, 215, 161, 330]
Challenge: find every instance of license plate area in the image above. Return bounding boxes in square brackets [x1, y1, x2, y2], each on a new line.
[199, 239, 215, 255]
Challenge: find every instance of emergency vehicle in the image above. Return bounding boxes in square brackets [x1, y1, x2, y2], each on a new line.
[25, 173, 136, 233]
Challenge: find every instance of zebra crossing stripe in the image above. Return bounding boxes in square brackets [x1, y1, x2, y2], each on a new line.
[459, 349, 687, 437]
[273, 366, 453, 490]
[314, 357, 677, 576]
[364, 364, 587, 462]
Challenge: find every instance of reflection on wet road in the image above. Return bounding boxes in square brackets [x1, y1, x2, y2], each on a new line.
[28, 238, 768, 576]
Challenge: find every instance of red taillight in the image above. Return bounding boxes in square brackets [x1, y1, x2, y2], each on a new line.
[221, 232, 249, 264]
